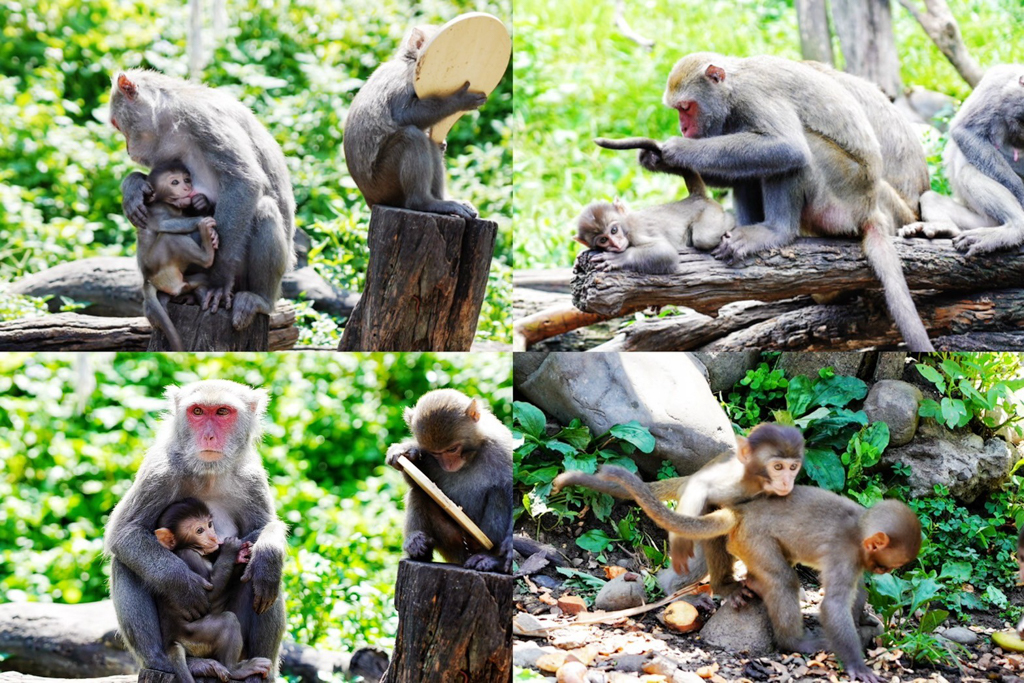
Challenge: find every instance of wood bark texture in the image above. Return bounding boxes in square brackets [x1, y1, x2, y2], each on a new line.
[832, 0, 902, 97]
[338, 206, 496, 351]
[795, 0, 834, 64]
[898, 0, 984, 87]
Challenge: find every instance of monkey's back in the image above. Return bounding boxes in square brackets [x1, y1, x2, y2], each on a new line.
[343, 60, 410, 199]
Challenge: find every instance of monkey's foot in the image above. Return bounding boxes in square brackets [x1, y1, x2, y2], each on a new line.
[231, 292, 273, 330]
[954, 224, 1024, 256]
[420, 199, 478, 220]
[189, 658, 231, 682]
[230, 657, 272, 680]
[404, 531, 434, 561]
[711, 225, 786, 264]
[588, 252, 622, 272]
[464, 552, 505, 573]
[899, 220, 960, 239]
[844, 663, 883, 683]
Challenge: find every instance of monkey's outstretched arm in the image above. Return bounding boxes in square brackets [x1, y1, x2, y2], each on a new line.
[594, 137, 663, 153]
[653, 133, 809, 181]
[952, 126, 1024, 205]
[150, 216, 206, 235]
[122, 172, 154, 229]
[394, 83, 486, 130]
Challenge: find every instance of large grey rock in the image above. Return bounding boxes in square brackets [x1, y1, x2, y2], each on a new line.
[594, 572, 646, 611]
[693, 352, 760, 393]
[514, 353, 735, 476]
[699, 601, 774, 655]
[883, 423, 1014, 502]
[864, 380, 922, 446]
[778, 353, 869, 381]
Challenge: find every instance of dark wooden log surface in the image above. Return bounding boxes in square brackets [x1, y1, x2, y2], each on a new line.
[0, 304, 298, 352]
[572, 238, 1024, 318]
[382, 560, 512, 683]
[0, 601, 386, 683]
[513, 268, 573, 294]
[147, 302, 271, 351]
[339, 206, 496, 351]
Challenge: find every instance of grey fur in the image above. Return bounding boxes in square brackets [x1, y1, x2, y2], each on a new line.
[343, 26, 487, 220]
[104, 380, 286, 681]
[110, 70, 295, 331]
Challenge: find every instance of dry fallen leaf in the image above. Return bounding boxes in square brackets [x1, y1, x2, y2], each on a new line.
[696, 662, 719, 678]
[537, 652, 568, 673]
[605, 565, 628, 580]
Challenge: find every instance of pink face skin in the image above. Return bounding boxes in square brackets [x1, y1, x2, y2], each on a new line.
[428, 443, 466, 472]
[677, 101, 700, 138]
[597, 223, 629, 252]
[185, 403, 239, 461]
[160, 171, 196, 209]
[764, 458, 801, 496]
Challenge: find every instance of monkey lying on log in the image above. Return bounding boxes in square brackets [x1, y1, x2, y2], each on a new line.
[619, 53, 933, 351]
[135, 161, 219, 352]
[575, 466, 921, 683]
[902, 65, 1024, 257]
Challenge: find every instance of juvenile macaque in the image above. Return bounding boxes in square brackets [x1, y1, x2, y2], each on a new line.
[555, 423, 804, 594]
[901, 65, 1024, 256]
[590, 467, 921, 683]
[153, 498, 270, 683]
[638, 53, 933, 351]
[343, 26, 487, 219]
[111, 71, 295, 332]
[386, 389, 513, 573]
[136, 160, 219, 352]
[105, 380, 287, 680]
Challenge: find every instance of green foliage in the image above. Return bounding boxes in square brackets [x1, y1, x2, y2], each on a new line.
[868, 569, 961, 666]
[915, 354, 1024, 437]
[1, 0, 512, 344]
[512, 0, 1023, 271]
[0, 351, 511, 653]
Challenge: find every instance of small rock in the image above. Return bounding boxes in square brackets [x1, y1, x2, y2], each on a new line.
[534, 574, 561, 589]
[558, 595, 588, 615]
[595, 573, 646, 611]
[642, 654, 679, 676]
[673, 673, 705, 683]
[941, 626, 979, 646]
[557, 658, 588, 683]
[863, 380, 922, 446]
[538, 652, 568, 673]
[699, 600, 774, 655]
[609, 653, 650, 673]
[514, 640, 555, 668]
[513, 612, 546, 636]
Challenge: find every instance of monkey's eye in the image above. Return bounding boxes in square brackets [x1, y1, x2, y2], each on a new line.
[197, 527, 205, 535]
[192, 406, 203, 416]
[598, 236, 608, 245]
[445, 445, 460, 454]
[773, 463, 784, 471]
[610, 226, 618, 235]
[171, 180, 179, 186]
[216, 407, 230, 416]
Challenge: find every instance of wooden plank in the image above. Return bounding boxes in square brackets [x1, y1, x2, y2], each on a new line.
[396, 455, 493, 549]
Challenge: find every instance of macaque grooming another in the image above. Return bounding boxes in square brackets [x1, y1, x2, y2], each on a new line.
[136, 160, 219, 352]
[902, 65, 1024, 256]
[343, 26, 486, 219]
[639, 53, 933, 351]
[153, 498, 270, 683]
[593, 467, 922, 683]
[111, 70, 295, 332]
[105, 380, 287, 681]
[554, 422, 804, 595]
[386, 389, 513, 573]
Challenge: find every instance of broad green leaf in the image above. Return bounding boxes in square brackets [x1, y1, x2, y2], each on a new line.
[562, 453, 597, 474]
[940, 397, 968, 428]
[793, 406, 831, 429]
[810, 375, 868, 408]
[555, 424, 592, 450]
[604, 456, 639, 473]
[919, 398, 942, 420]
[610, 421, 656, 453]
[802, 447, 845, 491]
[519, 465, 561, 486]
[546, 440, 578, 457]
[786, 375, 815, 417]
[513, 401, 547, 439]
[915, 364, 946, 393]
[908, 577, 941, 614]
[939, 359, 965, 380]
[577, 529, 615, 553]
[939, 561, 973, 582]
[919, 609, 949, 633]
[592, 493, 614, 521]
[982, 585, 1008, 609]
[869, 573, 905, 603]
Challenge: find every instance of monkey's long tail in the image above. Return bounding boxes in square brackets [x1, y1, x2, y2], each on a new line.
[594, 137, 663, 153]
[554, 470, 636, 500]
[861, 222, 935, 352]
[142, 282, 185, 352]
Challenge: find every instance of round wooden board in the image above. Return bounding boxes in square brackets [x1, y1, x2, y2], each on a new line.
[413, 12, 511, 143]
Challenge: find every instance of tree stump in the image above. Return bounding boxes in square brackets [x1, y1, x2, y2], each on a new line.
[136, 672, 173, 683]
[382, 560, 512, 683]
[147, 302, 270, 351]
[338, 206, 496, 351]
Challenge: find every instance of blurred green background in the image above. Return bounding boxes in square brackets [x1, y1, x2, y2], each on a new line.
[512, 0, 1024, 270]
[0, 0, 512, 345]
[0, 351, 512, 655]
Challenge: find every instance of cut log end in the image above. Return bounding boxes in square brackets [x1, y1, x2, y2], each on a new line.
[136, 671, 175, 683]
[147, 302, 271, 352]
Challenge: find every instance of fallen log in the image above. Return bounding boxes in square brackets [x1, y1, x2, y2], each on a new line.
[512, 268, 573, 294]
[0, 304, 298, 352]
[571, 238, 1024, 318]
[382, 560, 512, 683]
[513, 303, 613, 351]
[0, 601, 387, 683]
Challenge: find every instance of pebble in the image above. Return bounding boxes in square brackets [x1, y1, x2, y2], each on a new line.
[941, 626, 979, 646]
[594, 572, 646, 611]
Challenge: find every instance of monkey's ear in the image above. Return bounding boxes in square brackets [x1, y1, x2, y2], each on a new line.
[574, 236, 590, 247]
[612, 197, 628, 212]
[165, 385, 181, 411]
[862, 531, 890, 553]
[735, 436, 751, 464]
[705, 64, 726, 84]
[403, 406, 415, 426]
[117, 73, 138, 101]
[408, 27, 429, 52]
[155, 528, 177, 550]
[247, 388, 269, 416]
[465, 399, 482, 422]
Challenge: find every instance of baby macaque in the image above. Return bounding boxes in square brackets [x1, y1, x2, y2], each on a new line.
[343, 26, 487, 219]
[575, 195, 734, 274]
[134, 160, 219, 352]
[154, 498, 271, 683]
[386, 389, 513, 573]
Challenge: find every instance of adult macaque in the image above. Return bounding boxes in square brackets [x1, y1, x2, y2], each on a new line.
[901, 65, 1024, 256]
[111, 70, 295, 331]
[554, 423, 804, 594]
[344, 26, 486, 219]
[638, 53, 933, 351]
[105, 380, 287, 681]
[386, 389, 513, 573]
[137, 160, 219, 352]
[153, 498, 270, 683]
[594, 466, 921, 683]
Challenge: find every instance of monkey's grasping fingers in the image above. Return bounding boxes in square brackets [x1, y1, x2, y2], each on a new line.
[240, 552, 281, 615]
[204, 285, 234, 314]
[385, 444, 419, 469]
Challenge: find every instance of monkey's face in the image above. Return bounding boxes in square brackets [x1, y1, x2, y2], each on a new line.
[182, 515, 221, 555]
[424, 442, 467, 472]
[167, 380, 267, 471]
[576, 203, 630, 252]
[664, 54, 730, 139]
[109, 72, 163, 166]
[759, 456, 801, 496]
[153, 170, 195, 208]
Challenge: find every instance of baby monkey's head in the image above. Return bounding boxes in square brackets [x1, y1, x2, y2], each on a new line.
[147, 160, 195, 209]
[154, 496, 219, 555]
[575, 198, 630, 252]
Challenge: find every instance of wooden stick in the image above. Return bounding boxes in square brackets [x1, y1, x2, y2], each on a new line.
[396, 455, 493, 549]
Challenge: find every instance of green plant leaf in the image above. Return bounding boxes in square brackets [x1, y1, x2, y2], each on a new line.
[609, 421, 656, 453]
[940, 397, 968, 428]
[909, 577, 942, 615]
[513, 401, 547, 439]
[786, 375, 815, 417]
[939, 359, 965, 381]
[919, 609, 949, 634]
[555, 423, 592, 450]
[577, 529, 616, 553]
[870, 573, 906, 603]
[562, 453, 597, 473]
[546, 440, 579, 457]
[915, 364, 946, 393]
[802, 447, 845, 491]
[939, 561, 973, 582]
[810, 374, 869, 408]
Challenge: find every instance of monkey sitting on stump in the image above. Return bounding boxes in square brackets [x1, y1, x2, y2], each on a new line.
[386, 389, 513, 573]
[343, 26, 486, 220]
[153, 497, 271, 683]
[902, 65, 1024, 256]
[134, 160, 219, 352]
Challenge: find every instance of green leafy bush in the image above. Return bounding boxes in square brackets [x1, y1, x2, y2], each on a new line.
[915, 354, 1024, 437]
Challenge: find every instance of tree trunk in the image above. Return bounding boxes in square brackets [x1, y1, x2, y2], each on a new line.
[382, 560, 512, 683]
[796, 0, 834, 65]
[832, 0, 902, 98]
[338, 206, 496, 351]
[897, 0, 984, 87]
[147, 302, 270, 351]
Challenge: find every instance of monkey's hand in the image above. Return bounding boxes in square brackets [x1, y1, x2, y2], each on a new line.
[192, 193, 211, 213]
[220, 536, 243, 560]
[588, 250, 625, 272]
[844, 663, 883, 683]
[166, 568, 213, 621]
[122, 173, 154, 229]
[386, 443, 420, 470]
[236, 541, 253, 564]
[204, 282, 235, 314]
[240, 545, 283, 614]
[404, 531, 435, 561]
[455, 81, 487, 112]
[464, 552, 505, 573]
